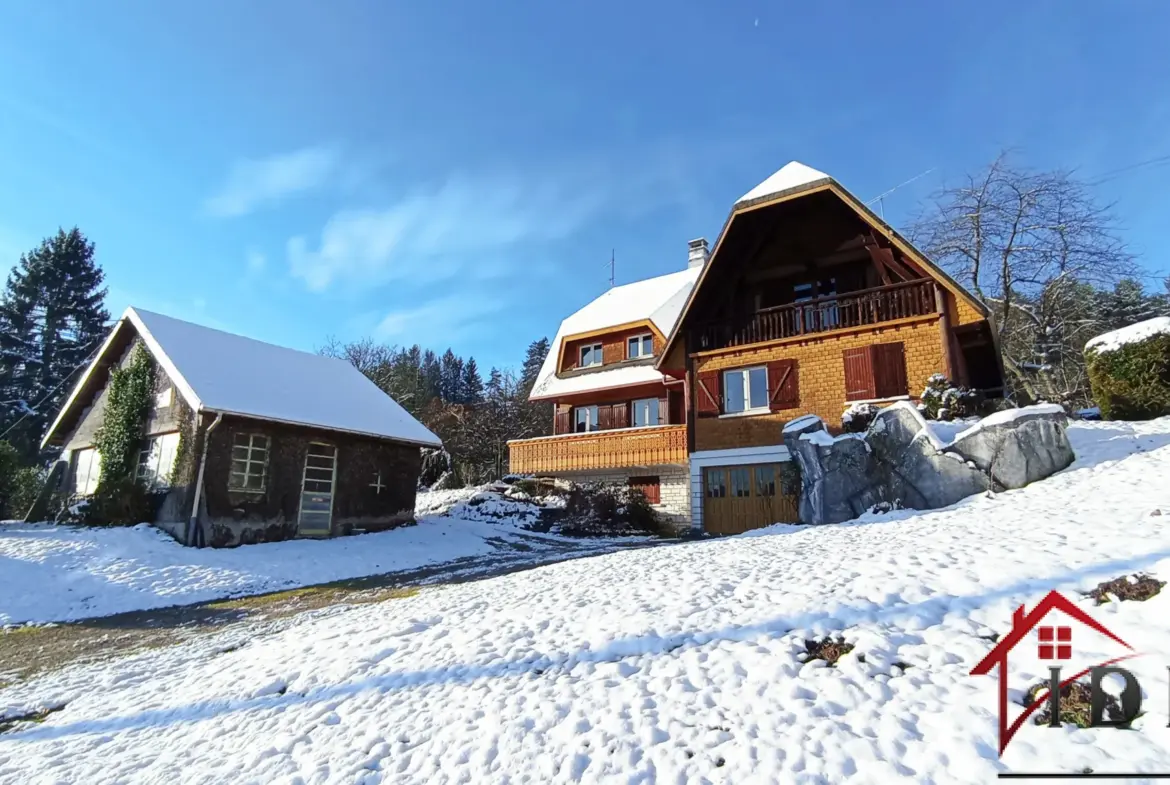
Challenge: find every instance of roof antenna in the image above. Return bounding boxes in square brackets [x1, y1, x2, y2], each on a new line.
[609, 249, 615, 288]
[865, 167, 936, 220]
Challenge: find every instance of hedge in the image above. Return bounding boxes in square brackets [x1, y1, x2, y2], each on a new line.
[1086, 333, 1170, 421]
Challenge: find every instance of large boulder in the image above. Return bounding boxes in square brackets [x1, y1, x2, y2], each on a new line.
[783, 402, 1074, 525]
[947, 404, 1074, 489]
[783, 415, 880, 525]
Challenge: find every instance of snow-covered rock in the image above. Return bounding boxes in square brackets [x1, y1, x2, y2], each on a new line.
[785, 402, 1073, 524]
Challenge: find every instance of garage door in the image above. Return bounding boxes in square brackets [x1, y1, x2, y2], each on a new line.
[703, 463, 799, 535]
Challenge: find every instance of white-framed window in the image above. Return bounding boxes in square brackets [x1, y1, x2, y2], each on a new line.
[136, 432, 181, 489]
[229, 433, 270, 492]
[723, 366, 769, 414]
[627, 334, 654, 359]
[579, 343, 603, 367]
[72, 448, 102, 496]
[632, 397, 660, 427]
[574, 405, 600, 432]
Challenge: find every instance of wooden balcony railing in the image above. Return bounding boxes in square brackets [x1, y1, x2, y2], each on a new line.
[690, 279, 938, 352]
[508, 424, 687, 474]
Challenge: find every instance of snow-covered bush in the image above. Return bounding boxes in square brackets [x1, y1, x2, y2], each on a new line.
[557, 482, 662, 538]
[418, 448, 453, 489]
[1085, 317, 1170, 421]
[841, 402, 879, 434]
[918, 374, 979, 421]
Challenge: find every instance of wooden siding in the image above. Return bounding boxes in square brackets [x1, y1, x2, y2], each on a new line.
[561, 326, 665, 373]
[693, 316, 945, 450]
[509, 424, 687, 474]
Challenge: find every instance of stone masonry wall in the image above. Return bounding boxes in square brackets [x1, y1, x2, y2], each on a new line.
[693, 316, 945, 450]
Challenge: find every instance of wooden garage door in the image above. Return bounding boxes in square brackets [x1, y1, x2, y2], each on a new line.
[703, 463, 800, 535]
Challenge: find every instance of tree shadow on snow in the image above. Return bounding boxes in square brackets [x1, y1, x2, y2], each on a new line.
[15, 544, 1170, 743]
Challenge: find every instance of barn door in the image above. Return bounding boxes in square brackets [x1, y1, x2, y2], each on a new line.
[703, 463, 800, 534]
[298, 443, 337, 536]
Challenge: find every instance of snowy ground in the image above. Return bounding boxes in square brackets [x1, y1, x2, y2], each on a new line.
[0, 485, 598, 626]
[2, 419, 1169, 783]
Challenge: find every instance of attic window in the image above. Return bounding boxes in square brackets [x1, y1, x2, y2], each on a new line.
[627, 334, 654, 359]
[154, 387, 173, 409]
[229, 433, 269, 492]
[580, 343, 603, 368]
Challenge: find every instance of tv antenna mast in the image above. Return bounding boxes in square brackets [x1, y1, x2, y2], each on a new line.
[865, 167, 936, 220]
[607, 249, 615, 287]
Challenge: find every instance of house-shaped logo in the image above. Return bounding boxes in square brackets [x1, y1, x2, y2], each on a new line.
[970, 590, 1139, 754]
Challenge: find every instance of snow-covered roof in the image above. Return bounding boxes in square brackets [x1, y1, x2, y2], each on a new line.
[530, 267, 701, 400]
[735, 161, 832, 206]
[1084, 316, 1170, 355]
[46, 308, 441, 448]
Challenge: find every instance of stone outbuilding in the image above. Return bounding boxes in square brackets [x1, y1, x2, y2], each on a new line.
[40, 307, 442, 546]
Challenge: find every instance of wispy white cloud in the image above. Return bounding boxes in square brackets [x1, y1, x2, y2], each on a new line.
[246, 249, 267, 273]
[372, 292, 508, 345]
[205, 146, 339, 218]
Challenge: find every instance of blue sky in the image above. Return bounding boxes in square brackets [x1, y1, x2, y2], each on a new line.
[1, 1, 1168, 371]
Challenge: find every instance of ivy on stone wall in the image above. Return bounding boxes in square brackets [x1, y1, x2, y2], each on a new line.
[93, 344, 156, 492]
[169, 401, 195, 487]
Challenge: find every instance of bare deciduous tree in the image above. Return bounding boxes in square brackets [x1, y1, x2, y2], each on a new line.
[912, 152, 1137, 404]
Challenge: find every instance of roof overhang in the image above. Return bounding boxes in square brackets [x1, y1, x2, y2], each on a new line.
[656, 178, 990, 367]
[554, 318, 665, 375]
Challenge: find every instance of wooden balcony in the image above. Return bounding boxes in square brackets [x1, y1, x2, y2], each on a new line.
[509, 424, 687, 474]
[690, 278, 938, 353]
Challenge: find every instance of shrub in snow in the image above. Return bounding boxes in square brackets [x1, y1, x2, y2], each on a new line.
[841, 402, 879, 434]
[84, 478, 155, 526]
[802, 638, 855, 666]
[0, 442, 45, 520]
[418, 448, 453, 489]
[1085, 317, 1170, 421]
[918, 374, 979, 421]
[557, 482, 662, 538]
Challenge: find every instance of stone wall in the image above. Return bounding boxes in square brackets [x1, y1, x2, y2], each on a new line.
[693, 316, 945, 449]
[199, 415, 421, 547]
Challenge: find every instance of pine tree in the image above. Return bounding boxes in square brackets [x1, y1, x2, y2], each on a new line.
[461, 358, 484, 404]
[520, 337, 550, 391]
[438, 349, 464, 403]
[1098, 278, 1154, 332]
[0, 228, 108, 460]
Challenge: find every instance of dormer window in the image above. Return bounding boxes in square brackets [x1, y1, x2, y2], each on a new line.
[627, 334, 654, 359]
[580, 343, 603, 368]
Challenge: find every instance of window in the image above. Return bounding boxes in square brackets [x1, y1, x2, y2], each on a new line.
[631, 397, 660, 427]
[579, 343, 603, 367]
[723, 366, 768, 414]
[755, 466, 776, 497]
[229, 433, 270, 491]
[136, 432, 181, 489]
[729, 467, 751, 497]
[154, 387, 173, 409]
[72, 448, 101, 496]
[704, 468, 726, 498]
[627, 334, 654, 359]
[574, 405, 600, 433]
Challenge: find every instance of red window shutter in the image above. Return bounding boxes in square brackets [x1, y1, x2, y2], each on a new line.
[872, 342, 908, 399]
[695, 371, 721, 417]
[766, 359, 799, 411]
[629, 475, 660, 504]
[843, 347, 876, 401]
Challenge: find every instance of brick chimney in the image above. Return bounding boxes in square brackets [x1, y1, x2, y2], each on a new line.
[687, 237, 709, 269]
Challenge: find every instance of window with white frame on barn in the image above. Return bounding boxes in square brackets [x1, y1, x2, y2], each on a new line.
[229, 433, 270, 491]
[136, 432, 181, 488]
[723, 366, 768, 414]
[579, 343, 603, 367]
[574, 405, 600, 432]
[72, 448, 102, 496]
[631, 397, 660, 427]
[627, 333, 654, 359]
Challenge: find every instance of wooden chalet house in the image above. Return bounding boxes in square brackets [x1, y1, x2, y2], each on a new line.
[509, 162, 1004, 535]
